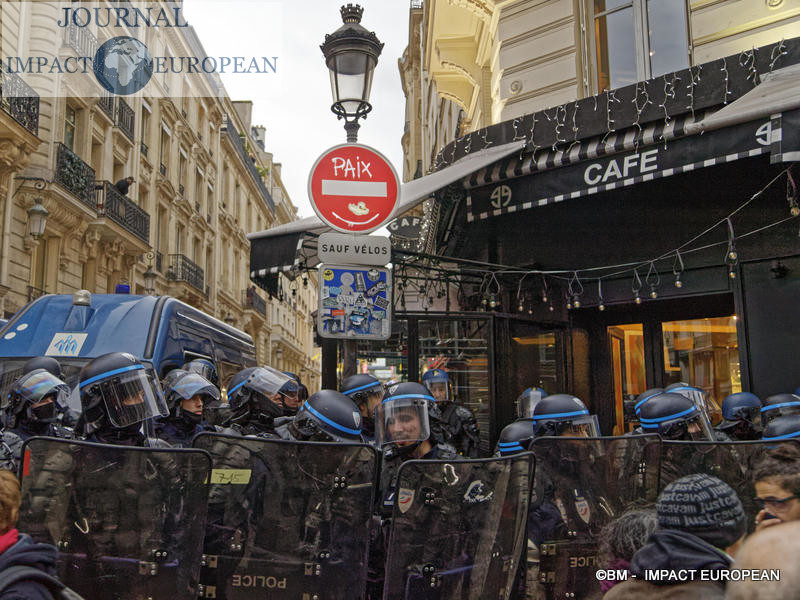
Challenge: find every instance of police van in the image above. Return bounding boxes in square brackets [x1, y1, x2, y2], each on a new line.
[0, 291, 256, 401]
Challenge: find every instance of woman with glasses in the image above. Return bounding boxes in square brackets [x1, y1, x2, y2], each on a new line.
[753, 442, 800, 532]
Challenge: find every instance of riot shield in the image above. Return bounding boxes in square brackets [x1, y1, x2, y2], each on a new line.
[382, 453, 533, 600]
[658, 440, 800, 533]
[17, 436, 212, 600]
[527, 435, 661, 600]
[192, 432, 378, 600]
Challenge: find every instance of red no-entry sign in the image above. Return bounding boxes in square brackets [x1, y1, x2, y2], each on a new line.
[308, 143, 400, 234]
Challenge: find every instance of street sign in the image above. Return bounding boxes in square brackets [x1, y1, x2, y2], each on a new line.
[308, 143, 400, 234]
[318, 265, 391, 340]
[318, 232, 391, 266]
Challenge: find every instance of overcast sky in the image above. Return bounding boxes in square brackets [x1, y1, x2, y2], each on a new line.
[184, 0, 411, 223]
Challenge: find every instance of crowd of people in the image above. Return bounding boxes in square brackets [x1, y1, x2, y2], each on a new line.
[0, 351, 799, 598]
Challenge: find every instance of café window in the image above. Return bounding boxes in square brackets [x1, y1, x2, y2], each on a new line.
[593, 0, 689, 92]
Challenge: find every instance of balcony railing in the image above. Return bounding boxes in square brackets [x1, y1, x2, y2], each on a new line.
[115, 98, 135, 141]
[242, 289, 267, 316]
[27, 285, 46, 302]
[98, 92, 114, 118]
[65, 21, 97, 59]
[167, 254, 204, 292]
[55, 143, 96, 210]
[222, 114, 275, 212]
[95, 181, 150, 243]
[0, 66, 40, 135]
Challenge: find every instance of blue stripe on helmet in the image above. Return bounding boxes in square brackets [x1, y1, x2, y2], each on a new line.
[383, 393, 435, 404]
[762, 401, 800, 413]
[639, 406, 697, 424]
[763, 429, 800, 441]
[500, 444, 524, 453]
[227, 379, 247, 397]
[302, 401, 360, 436]
[498, 441, 525, 448]
[342, 381, 381, 395]
[79, 364, 144, 389]
[635, 392, 662, 414]
[535, 409, 589, 420]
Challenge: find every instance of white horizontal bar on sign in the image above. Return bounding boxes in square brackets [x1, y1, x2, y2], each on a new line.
[322, 180, 387, 197]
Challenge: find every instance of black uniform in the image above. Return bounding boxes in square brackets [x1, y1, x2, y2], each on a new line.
[429, 402, 480, 457]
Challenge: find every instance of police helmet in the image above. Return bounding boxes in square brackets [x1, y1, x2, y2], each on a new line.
[165, 370, 222, 421]
[375, 382, 432, 449]
[763, 414, 800, 441]
[637, 392, 713, 441]
[22, 356, 63, 379]
[532, 394, 600, 438]
[633, 388, 665, 416]
[341, 374, 384, 408]
[718, 392, 762, 431]
[289, 389, 362, 443]
[278, 374, 301, 416]
[516, 387, 547, 418]
[761, 394, 800, 425]
[226, 366, 292, 421]
[666, 383, 719, 425]
[3, 369, 70, 428]
[496, 419, 535, 456]
[183, 358, 219, 388]
[78, 352, 168, 435]
[421, 369, 451, 403]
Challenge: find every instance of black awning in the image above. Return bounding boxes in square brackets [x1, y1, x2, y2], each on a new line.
[466, 113, 774, 222]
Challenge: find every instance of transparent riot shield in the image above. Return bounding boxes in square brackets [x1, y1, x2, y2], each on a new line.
[382, 453, 534, 600]
[17, 436, 212, 600]
[192, 432, 378, 600]
[527, 435, 661, 600]
[659, 440, 800, 534]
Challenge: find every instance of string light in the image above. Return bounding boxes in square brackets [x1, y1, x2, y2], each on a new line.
[720, 57, 732, 105]
[568, 271, 584, 308]
[686, 64, 702, 120]
[646, 261, 660, 299]
[769, 39, 787, 73]
[787, 170, 799, 217]
[673, 250, 684, 288]
[632, 269, 643, 305]
[726, 217, 738, 279]
[739, 48, 759, 87]
[541, 275, 549, 304]
[632, 81, 652, 149]
[597, 279, 605, 311]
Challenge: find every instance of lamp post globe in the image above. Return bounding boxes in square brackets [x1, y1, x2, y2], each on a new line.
[27, 199, 49, 240]
[320, 4, 384, 142]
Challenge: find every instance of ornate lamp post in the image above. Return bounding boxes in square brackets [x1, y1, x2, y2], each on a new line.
[320, 4, 384, 142]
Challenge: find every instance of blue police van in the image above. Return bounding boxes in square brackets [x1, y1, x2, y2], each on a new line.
[0, 291, 256, 401]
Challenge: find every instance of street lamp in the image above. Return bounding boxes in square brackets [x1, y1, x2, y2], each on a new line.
[143, 251, 158, 295]
[27, 199, 49, 240]
[320, 4, 383, 142]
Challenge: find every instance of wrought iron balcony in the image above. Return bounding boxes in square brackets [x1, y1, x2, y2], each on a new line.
[242, 288, 267, 316]
[0, 65, 40, 135]
[64, 21, 97, 59]
[167, 254, 204, 292]
[115, 98, 135, 141]
[55, 143, 96, 210]
[95, 181, 150, 243]
[27, 285, 46, 302]
[98, 92, 114, 119]
[221, 114, 275, 212]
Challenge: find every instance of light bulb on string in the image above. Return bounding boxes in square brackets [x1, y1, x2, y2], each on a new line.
[645, 261, 660, 300]
[489, 293, 498, 309]
[567, 271, 584, 311]
[597, 279, 605, 311]
[573, 295, 581, 309]
[788, 170, 799, 216]
[673, 250, 685, 289]
[632, 268, 643, 305]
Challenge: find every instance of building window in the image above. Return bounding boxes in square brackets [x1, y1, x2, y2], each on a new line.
[64, 105, 77, 151]
[160, 127, 170, 171]
[593, 0, 689, 92]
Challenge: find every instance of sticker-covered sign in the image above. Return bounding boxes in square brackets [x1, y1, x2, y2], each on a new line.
[318, 265, 391, 340]
[44, 333, 88, 357]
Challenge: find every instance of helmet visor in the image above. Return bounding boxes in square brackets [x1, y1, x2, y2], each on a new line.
[83, 366, 168, 428]
[11, 369, 70, 410]
[231, 367, 292, 399]
[424, 380, 450, 403]
[375, 397, 430, 448]
[643, 412, 713, 441]
[721, 405, 762, 430]
[171, 373, 223, 409]
[536, 414, 600, 438]
[517, 389, 545, 418]
[184, 360, 216, 381]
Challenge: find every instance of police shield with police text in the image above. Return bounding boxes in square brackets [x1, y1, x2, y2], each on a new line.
[15, 437, 212, 600]
[192, 433, 378, 599]
[382, 452, 532, 600]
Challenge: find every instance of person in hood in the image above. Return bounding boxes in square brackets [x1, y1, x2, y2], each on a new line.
[726, 520, 800, 599]
[604, 473, 747, 600]
[0, 469, 59, 600]
[598, 508, 658, 594]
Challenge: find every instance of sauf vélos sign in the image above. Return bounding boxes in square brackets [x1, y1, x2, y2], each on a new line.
[308, 144, 400, 234]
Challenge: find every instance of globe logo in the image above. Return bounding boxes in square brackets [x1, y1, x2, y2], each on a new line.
[93, 36, 153, 95]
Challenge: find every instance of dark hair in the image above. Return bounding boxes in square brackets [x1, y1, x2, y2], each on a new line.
[753, 443, 800, 495]
[599, 508, 658, 564]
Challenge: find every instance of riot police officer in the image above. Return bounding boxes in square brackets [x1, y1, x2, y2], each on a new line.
[637, 392, 714, 441]
[277, 389, 363, 442]
[78, 352, 169, 446]
[153, 370, 221, 447]
[422, 368, 480, 457]
[665, 382, 720, 425]
[716, 392, 762, 440]
[763, 414, 800, 441]
[495, 419, 535, 456]
[183, 357, 219, 388]
[0, 368, 72, 470]
[516, 387, 547, 419]
[341, 374, 384, 442]
[532, 393, 600, 438]
[761, 393, 800, 426]
[223, 366, 293, 437]
[22, 356, 64, 379]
